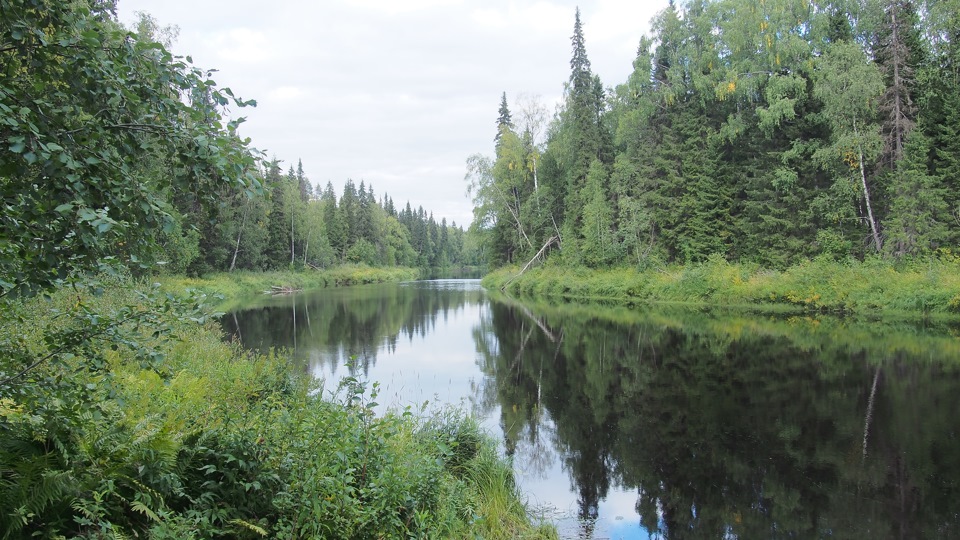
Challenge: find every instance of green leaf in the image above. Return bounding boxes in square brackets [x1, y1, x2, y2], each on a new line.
[55, 203, 74, 213]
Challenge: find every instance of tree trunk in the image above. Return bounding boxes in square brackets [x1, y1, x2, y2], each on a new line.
[230, 206, 248, 272]
[856, 119, 883, 252]
[501, 235, 559, 291]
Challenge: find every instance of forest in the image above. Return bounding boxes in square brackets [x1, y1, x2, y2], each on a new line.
[4, 0, 960, 536]
[186, 159, 479, 275]
[468, 0, 960, 270]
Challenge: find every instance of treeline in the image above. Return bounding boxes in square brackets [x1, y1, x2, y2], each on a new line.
[175, 158, 480, 275]
[469, 0, 960, 269]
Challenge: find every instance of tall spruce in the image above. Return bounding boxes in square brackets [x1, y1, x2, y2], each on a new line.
[561, 7, 611, 252]
[495, 91, 513, 148]
[876, 0, 923, 171]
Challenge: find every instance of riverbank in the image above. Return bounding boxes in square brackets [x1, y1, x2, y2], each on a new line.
[484, 256, 960, 315]
[0, 273, 555, 538]
[156, 264, 421, 299]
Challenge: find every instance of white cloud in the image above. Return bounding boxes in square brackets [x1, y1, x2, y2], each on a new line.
[470, 1, 569, 36]
[267, 86, 306, 103]
[206, 27, 272, 64]
[349, 0, 465, 15]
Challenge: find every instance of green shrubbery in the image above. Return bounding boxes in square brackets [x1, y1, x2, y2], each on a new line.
[0, 278, 554, 539]
[485, 255, 960, 315]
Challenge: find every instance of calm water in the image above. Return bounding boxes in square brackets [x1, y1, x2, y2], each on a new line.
[222, 279, 960, 539]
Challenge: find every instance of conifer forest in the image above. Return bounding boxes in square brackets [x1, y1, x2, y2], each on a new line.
[468, 0, 960, 270]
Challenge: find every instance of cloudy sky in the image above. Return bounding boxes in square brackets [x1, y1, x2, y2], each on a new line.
[117, 0, 669, 227]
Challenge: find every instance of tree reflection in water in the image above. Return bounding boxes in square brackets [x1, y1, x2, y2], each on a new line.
[473, 295, 960, 539]
[224, 281, 960, 538]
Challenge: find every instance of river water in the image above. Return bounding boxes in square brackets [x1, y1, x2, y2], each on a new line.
[222, 279, 960, 539]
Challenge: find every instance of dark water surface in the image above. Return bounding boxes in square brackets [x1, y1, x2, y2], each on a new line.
[222, 279, 960, 539]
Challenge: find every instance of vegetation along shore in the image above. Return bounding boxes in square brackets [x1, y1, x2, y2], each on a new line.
[485, 256, 960, 315]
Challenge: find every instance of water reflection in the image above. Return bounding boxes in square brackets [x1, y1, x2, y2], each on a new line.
[225, 281, 960, 539]
[222, 280, 484, 377]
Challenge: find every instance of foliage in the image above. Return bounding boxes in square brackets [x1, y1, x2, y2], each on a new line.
[157, 265, 419, 303]
[0, 0, 259, 297]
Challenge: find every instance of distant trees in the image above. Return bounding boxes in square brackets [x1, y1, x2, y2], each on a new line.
[186, 164, 477, 273]
[468, 1, 960, 268]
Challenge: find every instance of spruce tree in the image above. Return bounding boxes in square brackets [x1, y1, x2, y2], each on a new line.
[875, 0, 923, 172]
[296, 158, 311, 201]
[561, 7, 610, 245]
[495, 92, 513, 148]
[884, 127, 950, 256]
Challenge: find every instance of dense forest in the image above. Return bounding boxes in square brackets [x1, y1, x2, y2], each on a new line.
[183, 158, 479, 275]
[469, 0, 960, 269]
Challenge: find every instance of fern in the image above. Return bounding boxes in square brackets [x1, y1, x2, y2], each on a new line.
[229, 518, 268, 537]
[129, 500, 161, 523]
[0, 438, 78, 538]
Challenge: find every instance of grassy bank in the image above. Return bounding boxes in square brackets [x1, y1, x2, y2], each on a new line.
[484, 256, 960, 315]
[156, 264, 420, 300]
[0, 277, 555, 539]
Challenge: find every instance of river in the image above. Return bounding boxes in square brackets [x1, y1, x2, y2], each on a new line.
[222, 279, 960, 539]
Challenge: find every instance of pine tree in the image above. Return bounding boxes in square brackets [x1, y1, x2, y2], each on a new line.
[296, 159, 311, 201]
[340, 179, 360, 247]
[321, 182, 347, 260]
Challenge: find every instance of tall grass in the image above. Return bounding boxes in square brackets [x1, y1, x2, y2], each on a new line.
[485, 255, 960, 315]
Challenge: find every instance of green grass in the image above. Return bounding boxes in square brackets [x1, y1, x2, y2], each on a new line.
[156, 265, 420, 300]
[0, 276, 555, 539]
[484, 255, 960, 316]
